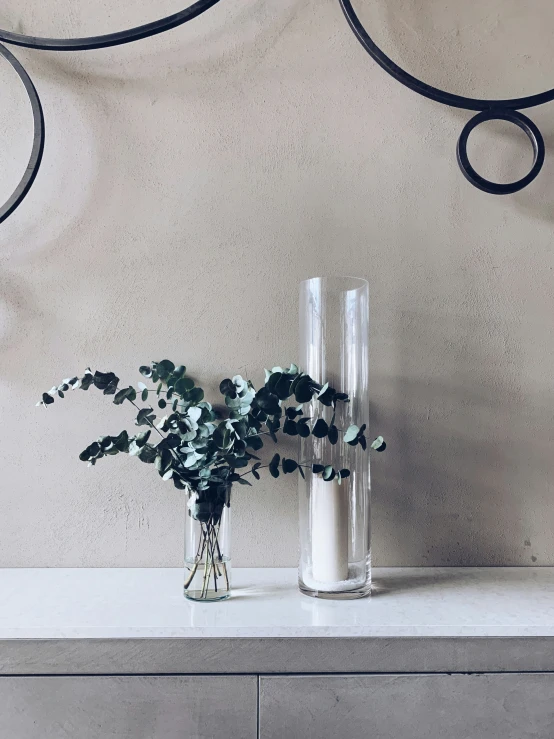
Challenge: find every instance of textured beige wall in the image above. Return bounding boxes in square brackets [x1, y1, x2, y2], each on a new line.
[1, 0, 553, 567]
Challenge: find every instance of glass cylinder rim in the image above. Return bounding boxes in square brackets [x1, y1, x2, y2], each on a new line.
[300, 275, 369, 293]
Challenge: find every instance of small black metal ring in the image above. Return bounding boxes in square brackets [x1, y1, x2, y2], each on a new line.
[0, 43, 44, 224]
[456, 110, 545, 195]
[0, 0, 221, 52]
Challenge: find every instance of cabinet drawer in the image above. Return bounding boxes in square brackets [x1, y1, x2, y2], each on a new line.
[0, 675, 257, 739]
[260, 673, 554, 739]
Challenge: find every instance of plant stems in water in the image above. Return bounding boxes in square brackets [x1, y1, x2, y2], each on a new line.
[185, 516, 228, 600]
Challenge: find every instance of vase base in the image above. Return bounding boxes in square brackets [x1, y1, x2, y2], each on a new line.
[299, 583, 371, 600]
[184, 554, 231, 602]
[184, 589, 231, 602]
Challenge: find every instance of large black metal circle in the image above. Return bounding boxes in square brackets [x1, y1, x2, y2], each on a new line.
[0, 0, 222, 52]
[0, 0, 222, 225]
[0, 44, 44, 224]
[339, 0, 554, 112]
[456, 110, 545, 195]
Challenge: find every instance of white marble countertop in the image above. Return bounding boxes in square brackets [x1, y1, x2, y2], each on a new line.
[1, 567, 553, 640]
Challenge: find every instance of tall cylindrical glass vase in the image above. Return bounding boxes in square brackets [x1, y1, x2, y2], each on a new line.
[298, 277, 371, 599]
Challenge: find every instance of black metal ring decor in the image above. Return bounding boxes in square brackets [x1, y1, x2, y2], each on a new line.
[0, 43, 44, 225]
[0, 0, 221, 224]
[0, 0, 222, 51]
[0, 0, 551, 225]
[456, 110, 545, 195]
[339, 0, 553, 194]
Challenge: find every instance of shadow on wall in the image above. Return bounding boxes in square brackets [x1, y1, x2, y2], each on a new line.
[371, 302, 554, 567]
[0, 0, 305, 88]
[0, 0, 309, 358]
[515, 129, 554, 224]
[359, 0, 554, 101]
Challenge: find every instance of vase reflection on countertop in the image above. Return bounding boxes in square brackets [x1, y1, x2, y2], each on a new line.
[299, 594, 368, 630]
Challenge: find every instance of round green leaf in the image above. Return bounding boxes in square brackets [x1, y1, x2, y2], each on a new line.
[371, 436, 386, 452]
[269, 453, 280, 478]
[246, 435, 263, 451]
[312, 418, 329, 438]
[282, 458, 298, 474]
[188, 387, 204, 403]
[219, 378, 236, 398]
[175, 377, 195, 395]
[294, 376, 314, 403]
[344, 424, 360, 443]
[283, 418, 298, 436]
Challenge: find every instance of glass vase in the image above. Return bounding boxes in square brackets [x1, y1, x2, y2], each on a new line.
[298, 276, 371, 599]
[184, 489, 231, 602]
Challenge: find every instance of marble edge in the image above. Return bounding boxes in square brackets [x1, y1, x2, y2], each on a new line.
[2, 630, 554, 640]
[3, 636, 554, 675]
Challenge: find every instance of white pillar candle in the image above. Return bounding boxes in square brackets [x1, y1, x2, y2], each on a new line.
[311, 476, 349, 583]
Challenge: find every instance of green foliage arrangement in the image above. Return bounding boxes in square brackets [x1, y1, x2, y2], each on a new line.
[38, 360, 384, 597]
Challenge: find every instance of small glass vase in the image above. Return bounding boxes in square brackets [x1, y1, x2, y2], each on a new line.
[298, 276, 371, 599]
[184, 490, 231, 602]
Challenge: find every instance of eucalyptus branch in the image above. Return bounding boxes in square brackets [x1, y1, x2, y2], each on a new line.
[129, 400, 164, 439]
[128, 398, 191, 476]
[38, 360, 385, 497]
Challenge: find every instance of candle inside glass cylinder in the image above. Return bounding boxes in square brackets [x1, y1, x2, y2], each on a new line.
[311, 476, 349, 583]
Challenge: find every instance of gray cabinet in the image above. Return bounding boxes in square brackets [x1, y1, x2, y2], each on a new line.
[259, 673, 554, 739]
[0, 675, 257, 739]
[5, 672, 553, 739]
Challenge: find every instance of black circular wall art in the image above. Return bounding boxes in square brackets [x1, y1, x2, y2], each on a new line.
[456, 110, 545, 195]
[0, 0, 221, 224]
[339, 0, 552, 194]
[0, 0, 551, 225]
[0, 0, 222, 51]
[0, 43, 44, 225]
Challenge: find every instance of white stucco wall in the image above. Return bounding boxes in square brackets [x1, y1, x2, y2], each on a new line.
[1, 0, 553, 566]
